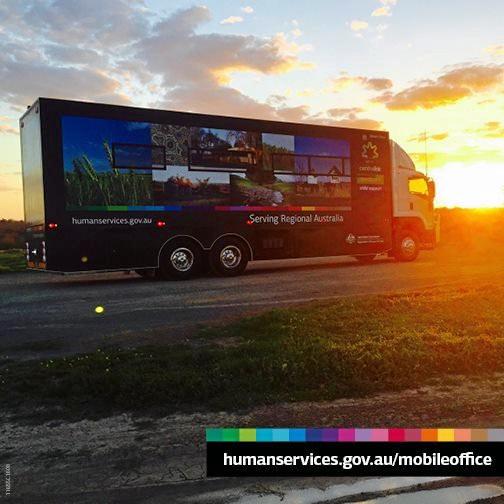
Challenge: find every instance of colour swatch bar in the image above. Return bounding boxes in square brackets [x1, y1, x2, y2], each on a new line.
[206, 428, 504, 442]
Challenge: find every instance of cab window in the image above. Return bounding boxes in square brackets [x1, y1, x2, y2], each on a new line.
[408, 177, 429, 196]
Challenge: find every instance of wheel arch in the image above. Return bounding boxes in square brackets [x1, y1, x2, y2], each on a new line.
[393, 217, 425, 237]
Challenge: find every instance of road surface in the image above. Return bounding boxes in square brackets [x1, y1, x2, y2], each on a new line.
[1, 247, 503, 357]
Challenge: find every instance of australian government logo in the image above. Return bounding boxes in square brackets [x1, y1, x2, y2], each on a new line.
[346, 233, 384, 244]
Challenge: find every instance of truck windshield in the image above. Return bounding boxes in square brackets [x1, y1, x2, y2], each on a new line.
[408, 177, 429, 196]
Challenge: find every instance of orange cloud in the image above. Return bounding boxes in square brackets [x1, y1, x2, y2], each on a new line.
[376, 64, 503, 110]
[327, 107, 382, 130]
[366, 77, 394, 90]
[474, 121, 504, 138]
[220, 16, 243, 25]
[271, 32, 313, 57]
[372, 6, 391, 16]
[439, 65, 504, 90]
[372, 0, 397, 17]
[210, 32, 315, 83]
[408, 132, 449, 142]
[410, 145, 504, 170]
[277, 105, 310, 122]
[327, 107, 363, 117]
[485, 44, 504, 56]
[331, 117, 383, 130]
[350, 20, 368, 32]
[0, 124, 18, 135]
[378, 85, 471, 110]
[330, 74, 393, 91]
[137, 7, 315, 115]
[212, 47, 314, 84]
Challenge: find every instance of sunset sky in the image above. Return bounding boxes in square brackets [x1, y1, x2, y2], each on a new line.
[0, 0, 503, 219]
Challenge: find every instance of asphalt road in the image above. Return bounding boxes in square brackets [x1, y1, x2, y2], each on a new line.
[1, 248, 503, 356]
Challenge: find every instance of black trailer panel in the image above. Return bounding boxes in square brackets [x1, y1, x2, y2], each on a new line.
[22, 98, 393, 274]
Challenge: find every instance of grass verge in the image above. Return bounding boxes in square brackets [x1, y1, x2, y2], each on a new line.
[2, 285, 504, 418]
[0, 249, 25, 273]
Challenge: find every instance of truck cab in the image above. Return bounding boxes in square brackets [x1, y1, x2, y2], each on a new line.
[390, 140, 439, 261]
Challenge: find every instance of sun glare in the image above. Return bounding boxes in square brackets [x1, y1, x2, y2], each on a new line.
[432, 162, 504, 208]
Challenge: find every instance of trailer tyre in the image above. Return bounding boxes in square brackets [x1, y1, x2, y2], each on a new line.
[393, 230, 419, 262]
[159, 239, 203, 280]
[210, 237, 249, 276]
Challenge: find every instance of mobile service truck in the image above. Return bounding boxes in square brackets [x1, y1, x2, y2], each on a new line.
[21, 98, 438, 279]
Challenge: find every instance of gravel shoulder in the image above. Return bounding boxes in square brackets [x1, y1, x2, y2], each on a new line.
[3, 376, 504, 502]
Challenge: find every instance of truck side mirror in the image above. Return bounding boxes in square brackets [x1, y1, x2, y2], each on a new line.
[428, 180, 436, 198]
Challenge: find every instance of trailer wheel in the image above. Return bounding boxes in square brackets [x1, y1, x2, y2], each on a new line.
[354, 254, 376, 264]
[210, 237, 249, 276]
[159, 239, 203, 280]
[393, 230, 419, 262]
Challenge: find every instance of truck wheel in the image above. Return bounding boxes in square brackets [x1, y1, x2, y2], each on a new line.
[159, 239, 202, 280]
[394, 230, 419, 262]
[354, 254, 376, 264]
[210, 237, 249, 276]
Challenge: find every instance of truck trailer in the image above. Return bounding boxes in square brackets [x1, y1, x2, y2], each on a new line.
[20, 98, 438, 279]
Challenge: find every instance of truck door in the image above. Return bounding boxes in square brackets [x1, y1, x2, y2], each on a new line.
[408, 175, 433, 227]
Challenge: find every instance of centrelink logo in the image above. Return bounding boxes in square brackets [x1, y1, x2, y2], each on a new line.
[362, 141, 379, 159]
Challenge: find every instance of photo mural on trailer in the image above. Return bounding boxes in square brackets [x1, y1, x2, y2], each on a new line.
[62, 115, 352, 210]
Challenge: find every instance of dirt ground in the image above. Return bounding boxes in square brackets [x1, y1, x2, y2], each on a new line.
[3, 375, 504, 502]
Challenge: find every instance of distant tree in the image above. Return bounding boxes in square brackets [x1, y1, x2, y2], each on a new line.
[0, 219, 25, 249]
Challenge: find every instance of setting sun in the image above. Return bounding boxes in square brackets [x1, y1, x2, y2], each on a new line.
[431, 162, 504, 208]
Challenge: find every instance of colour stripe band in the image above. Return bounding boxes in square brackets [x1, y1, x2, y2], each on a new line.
[206, 428, 504, 442]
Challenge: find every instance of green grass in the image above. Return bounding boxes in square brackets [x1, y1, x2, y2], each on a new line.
[0, 249, 25, 273]
[2, 285, 504, 418]
[65, 170, 152, 207]
[65, 142, 153, 207]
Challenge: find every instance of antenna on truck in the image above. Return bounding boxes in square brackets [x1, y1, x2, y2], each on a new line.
[424, 129, 429, 177]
